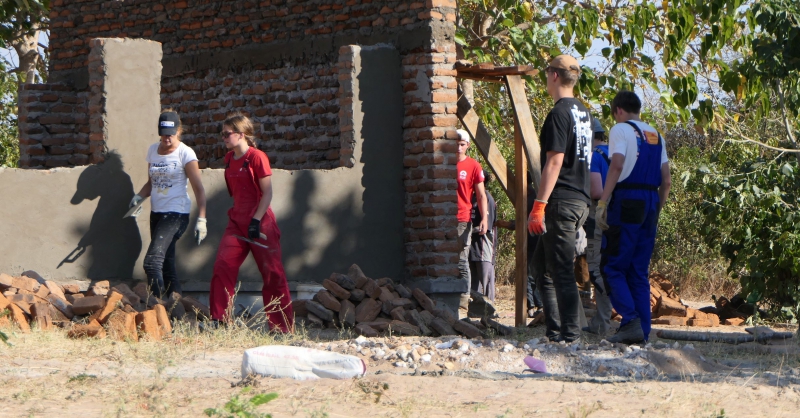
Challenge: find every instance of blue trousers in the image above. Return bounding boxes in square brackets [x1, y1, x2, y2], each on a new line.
[601, 192, 659, 340]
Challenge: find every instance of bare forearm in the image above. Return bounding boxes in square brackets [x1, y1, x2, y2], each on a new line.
[536, 161, 561, 202]
[137, 180, 152, 198]
[194, 186, 207, 218]
[600, 165, 622, 202]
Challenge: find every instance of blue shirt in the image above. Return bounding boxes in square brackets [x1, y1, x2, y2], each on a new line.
[590, 144, 610, 186]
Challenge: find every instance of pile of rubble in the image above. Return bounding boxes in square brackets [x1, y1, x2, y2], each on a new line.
[293, 264, 506, 339]
[0, 271, 210, 341]
[649, 273, 745, 327]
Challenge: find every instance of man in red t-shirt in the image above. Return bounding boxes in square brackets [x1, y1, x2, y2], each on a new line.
[456, 129, 488, 308]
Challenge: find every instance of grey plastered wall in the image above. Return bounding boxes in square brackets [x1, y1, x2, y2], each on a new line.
[0, 42, 405, 294]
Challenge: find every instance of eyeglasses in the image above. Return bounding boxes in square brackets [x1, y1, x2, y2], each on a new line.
[221, 131, 240, 138]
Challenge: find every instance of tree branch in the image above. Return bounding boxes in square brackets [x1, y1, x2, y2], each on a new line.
[776, 80, 798, 146]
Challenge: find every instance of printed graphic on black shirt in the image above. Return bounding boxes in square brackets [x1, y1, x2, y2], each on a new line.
[539, 98, 593, 202]
[571, 105, 592, 163]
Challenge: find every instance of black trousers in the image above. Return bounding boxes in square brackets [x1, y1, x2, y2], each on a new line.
[530, 199, 589, 341]
[143, 212, 189, 297]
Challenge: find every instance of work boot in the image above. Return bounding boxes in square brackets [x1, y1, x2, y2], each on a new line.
[606, 318, 644, 344]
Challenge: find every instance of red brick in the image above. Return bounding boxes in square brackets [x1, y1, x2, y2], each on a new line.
[106, 310, 138, 341]
[8, 303, 30, 333]
[651, 316, 688, 326]
[723, 318, 745, 326]
[72, 295, 107, 315]
[135, 310, 161, 341]
[313, 290, 341, 312]
[31, 302, 53, 330]
[88, 290, 123, 324]
[68, 323, 106, 339]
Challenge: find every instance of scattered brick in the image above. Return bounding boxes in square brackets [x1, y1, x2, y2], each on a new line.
[47, 293, 74, 319]
[88, 291, 123, 324]
[153, 304, 172, 335]
[348, 288, 365, 303]
[652, 316, 688, 326]
[387, 320, 420, 336]
[111, 283, 141, 306]
[322, 279, 350, 300]
[452, 319, 483, 338]
[44, 281, 67, 301]
[31, 302, 53, 330]
[306, 300, 334, 322]
[68, 323, 106, 339]
[106, 310, 138, 341]
[354, 299, 381, 323]
[135, 310, 161, 341]
[329, 273, 356, 291]
[87, 280, 110, 296]
[0, 273, 13, 290]
[429, 317, 456, 336]
[180, 296, 210, 319]
[339, 299, 356, 328]
[687, 318, 712, 327]
[413, 288, 437, 312]
[8, 303, 30, 333]
[354, 323, 379, 338]
[12, 276, 39, 292]
[62, 284, 81, 294]
[313, 290, 341, 312]
[348, 264, 369, 289]
[724, 318, 745, 326]
[72, 295, 107, 315]
[390, 306, 406, 321]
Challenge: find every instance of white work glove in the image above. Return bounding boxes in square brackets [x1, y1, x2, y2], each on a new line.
[129, 194, 144, 208]
[595, 200, 609, 231]
[195, 218, 207, 245]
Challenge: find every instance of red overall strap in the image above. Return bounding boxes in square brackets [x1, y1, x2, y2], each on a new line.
[224, 149, 263, 200]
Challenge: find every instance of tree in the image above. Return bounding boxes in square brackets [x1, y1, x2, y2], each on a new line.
[0, 0, 49, 167]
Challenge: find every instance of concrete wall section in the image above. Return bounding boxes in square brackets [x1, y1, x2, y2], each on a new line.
[0, 44, 406, 294]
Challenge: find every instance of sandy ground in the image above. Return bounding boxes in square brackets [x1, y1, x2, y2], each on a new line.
[2, 287, 800, 417]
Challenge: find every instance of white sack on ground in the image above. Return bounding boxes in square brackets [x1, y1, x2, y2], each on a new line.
[241, 345, 367, 380]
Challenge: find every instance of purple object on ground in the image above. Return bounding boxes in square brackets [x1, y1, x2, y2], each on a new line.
[523, 356, 547, 373]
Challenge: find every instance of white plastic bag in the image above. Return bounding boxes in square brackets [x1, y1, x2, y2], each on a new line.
[241, 345, 366, 381]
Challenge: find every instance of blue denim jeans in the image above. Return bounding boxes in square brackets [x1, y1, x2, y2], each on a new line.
[144, 212, 189, 297]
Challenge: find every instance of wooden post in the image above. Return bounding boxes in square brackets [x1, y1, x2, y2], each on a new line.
[457, 93, 516, 205]
[505, 75, 543, 191]
[514, 118, 528, 327]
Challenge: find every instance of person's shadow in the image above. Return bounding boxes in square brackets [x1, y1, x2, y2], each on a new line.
[60, 151, 142, 280]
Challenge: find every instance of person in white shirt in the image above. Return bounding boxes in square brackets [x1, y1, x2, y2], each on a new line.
[595, 91, 671, 344]
[130, 110, 207, 297]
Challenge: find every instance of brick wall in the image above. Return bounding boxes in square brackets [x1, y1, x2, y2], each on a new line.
[23, 0, 462, 285]
[18, 85, 91, 168]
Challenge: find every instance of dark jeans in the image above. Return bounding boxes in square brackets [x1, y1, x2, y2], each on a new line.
[469, 260, 495, 302]
[531, 199, 589, 341]
[144, 212, 189, 298]
[527, 249, 543, 310]
[457, 221, 472, 290]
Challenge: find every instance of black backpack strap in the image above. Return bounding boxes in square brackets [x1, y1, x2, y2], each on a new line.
[593, 146, 610, 165]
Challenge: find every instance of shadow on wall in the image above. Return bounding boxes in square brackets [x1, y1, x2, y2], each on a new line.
[357, 46, 405, 280]
[60, 151, 141, 279]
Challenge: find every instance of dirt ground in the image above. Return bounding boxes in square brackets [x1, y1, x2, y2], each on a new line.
[3, 286, 800, 417]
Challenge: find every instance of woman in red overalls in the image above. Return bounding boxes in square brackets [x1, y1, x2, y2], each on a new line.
[209, 113, 293, 332]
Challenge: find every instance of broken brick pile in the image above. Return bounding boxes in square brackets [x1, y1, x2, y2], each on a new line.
[649, 273, 745, 327]
[0, 271, 210, 341]
[293, 264, 508, 339]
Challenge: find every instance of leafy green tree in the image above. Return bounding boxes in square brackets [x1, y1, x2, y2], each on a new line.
[0, 0, 49, 167]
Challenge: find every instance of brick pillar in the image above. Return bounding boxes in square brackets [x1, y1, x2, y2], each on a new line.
[401, 1, 461, 296]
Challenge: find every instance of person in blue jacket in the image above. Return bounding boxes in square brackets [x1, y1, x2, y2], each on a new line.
[583, 118, 614, 336]
[596, 91, 672, 344]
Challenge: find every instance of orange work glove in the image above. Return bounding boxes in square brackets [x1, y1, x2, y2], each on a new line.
[527, 200, 547, 235]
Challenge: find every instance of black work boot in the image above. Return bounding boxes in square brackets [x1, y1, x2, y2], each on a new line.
[606, 318, 644, 344]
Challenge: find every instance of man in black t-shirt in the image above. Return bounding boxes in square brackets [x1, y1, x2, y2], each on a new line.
[527, 55, 593, 343]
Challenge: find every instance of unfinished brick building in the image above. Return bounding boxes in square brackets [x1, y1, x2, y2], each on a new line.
[13, 0, 464, 299]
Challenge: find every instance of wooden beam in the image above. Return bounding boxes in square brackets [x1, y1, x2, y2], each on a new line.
[456, 94, 516, 205]
[514, 119, 528, 328]
[504, 75, 542, 191]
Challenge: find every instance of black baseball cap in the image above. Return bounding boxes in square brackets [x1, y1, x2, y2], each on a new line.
[158, 111, 181, 136]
